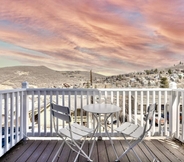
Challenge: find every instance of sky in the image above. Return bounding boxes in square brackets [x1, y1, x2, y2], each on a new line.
[0, 0, 184, 76]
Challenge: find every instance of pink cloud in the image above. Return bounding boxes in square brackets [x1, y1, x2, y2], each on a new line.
[0, 0, 183, 75]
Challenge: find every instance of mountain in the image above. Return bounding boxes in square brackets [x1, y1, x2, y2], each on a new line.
[0, 63, 184, 90]
[0, 66, 105, 89]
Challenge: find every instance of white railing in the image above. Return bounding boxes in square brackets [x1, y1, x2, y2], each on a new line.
[0, 87, 184, 157]
[0, 89, 26, 157]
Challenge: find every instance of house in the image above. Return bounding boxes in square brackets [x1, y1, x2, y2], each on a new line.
[28, 95, 91, 128]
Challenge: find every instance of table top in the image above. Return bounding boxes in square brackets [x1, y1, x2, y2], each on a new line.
[83, 103, 121, 114]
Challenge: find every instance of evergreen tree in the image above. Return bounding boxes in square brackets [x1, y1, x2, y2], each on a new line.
[154, 68, 158, 73]
[160, 77, 169, 88]
[168, 69, 172, 74]
[148, 80, 151, 87]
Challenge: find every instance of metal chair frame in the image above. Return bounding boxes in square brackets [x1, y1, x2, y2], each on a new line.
[51, 103, 95, 162]
[115, 103, 159, 162]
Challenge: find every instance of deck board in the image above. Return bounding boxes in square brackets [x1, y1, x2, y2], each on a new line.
[114, 140, 130, 162]
[120, 140, 139, 162]
[90, 140, 98, 162]
[0, 139, 184, 162]
[16, 140, 41, 162]
[152, 140, 181, 162]
[97, 140, 109, 162]
[105, 140, 117, 162]
[58, 143, 71, 162]
[158, 139, 184, 161]
[144, 140, 171, 161]
[27, 140, 50, 162]
[46, 140, 59, 162]
[6, 140, 34, 162]
[138, 142, 152, 161]
[37, 140, 56, 162]
[134, 143, 150, 162]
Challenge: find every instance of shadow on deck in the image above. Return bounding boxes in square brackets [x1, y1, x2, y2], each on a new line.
[0, 139, 184, 162]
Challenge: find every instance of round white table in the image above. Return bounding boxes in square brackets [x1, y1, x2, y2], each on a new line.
[83, 103, 121, 114]
[83, 103, 121, 159]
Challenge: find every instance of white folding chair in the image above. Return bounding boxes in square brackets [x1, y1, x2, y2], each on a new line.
[115, 103, 159, 162]
[51, 103, 94, 162]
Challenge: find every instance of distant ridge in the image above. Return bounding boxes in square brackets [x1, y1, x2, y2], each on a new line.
[0, 63, 184, 90]
[0, 65, 105, 89]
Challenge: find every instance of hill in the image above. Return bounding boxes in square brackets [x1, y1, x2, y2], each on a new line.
[103, 63, 184, 88]
[0, 63, 184, 90]
[0, 66, 105, 89]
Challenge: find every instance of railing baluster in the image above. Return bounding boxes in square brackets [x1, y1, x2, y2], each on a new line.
[159, 90, 162, 135]
[128, 91, 131, 122]
[140, 90, 143, 127]
[81, 91, 83, 125]
[10, 92, 14, 147]
[23, 90, 28, 139]
[115, 91, 119, 128]
[44, 90, 47, 136]
[146, 90, 150, 136]
[5, 93, 8, 152]
[31, 91, 35, 136]
[176, 91, 180, 138]
[164, 91, 168, 136]
[37, 91, 40, 136]
[152, 90, 155, 135]
[92, 91, 96, 130]
[56, 91, 59, 132]
[0, 94, 2, 155]
[50, 91, 53, 135]
[134, 91, 137, 125]
[74, 91, 77, 123]
[122, 91, 125, 123]
[20, 91, 23, 139]
[86, 91, 89, 128]
[15, 92, 19, 143]
[182, 91, 184, 142]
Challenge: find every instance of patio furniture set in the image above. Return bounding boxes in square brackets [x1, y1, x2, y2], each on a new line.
[51, 102, 159, 162]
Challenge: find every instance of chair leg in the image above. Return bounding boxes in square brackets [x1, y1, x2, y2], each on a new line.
[73, 140, 92, 162]
[73, 140, 85, 162]
[88, 134, 97, 158]
[115, 141, 142, 162]
[122, 135, 142, 162]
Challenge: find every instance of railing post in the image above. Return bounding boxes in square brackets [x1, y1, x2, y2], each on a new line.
[169, 82, 177, 137]
[22, 82, 29, 89]
[22, 82, 29, 139]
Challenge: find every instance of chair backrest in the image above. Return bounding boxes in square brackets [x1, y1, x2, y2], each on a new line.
[143, 103, 157, 136]
[51, 103, 71, 132]
[51, 103, 71, 122]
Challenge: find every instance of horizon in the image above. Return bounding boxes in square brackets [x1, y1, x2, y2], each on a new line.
[0, 0, 184, 75]
[1, 63, 183, 77]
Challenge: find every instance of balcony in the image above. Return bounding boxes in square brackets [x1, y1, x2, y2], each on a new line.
[0, 85, 184, 161]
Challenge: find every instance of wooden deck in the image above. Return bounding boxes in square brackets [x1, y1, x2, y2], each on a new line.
[1, 139, 184, 162]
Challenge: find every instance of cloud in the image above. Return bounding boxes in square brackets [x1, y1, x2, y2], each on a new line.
[0, 0, 184, 75]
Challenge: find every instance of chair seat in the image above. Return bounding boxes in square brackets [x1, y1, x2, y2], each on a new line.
[115, 122, 144, 138]
[59, 123, 94, 140]
[71, 123, 94, 133]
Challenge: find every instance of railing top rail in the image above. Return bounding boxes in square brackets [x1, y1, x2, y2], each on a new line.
[0, 87, 178, 96]
[25, 88, 100, 92]
[98, 88, 172, 91]
[0, 88, 26, 94]
[173, 89, 184, 92]
[25, 87, 173, 91]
